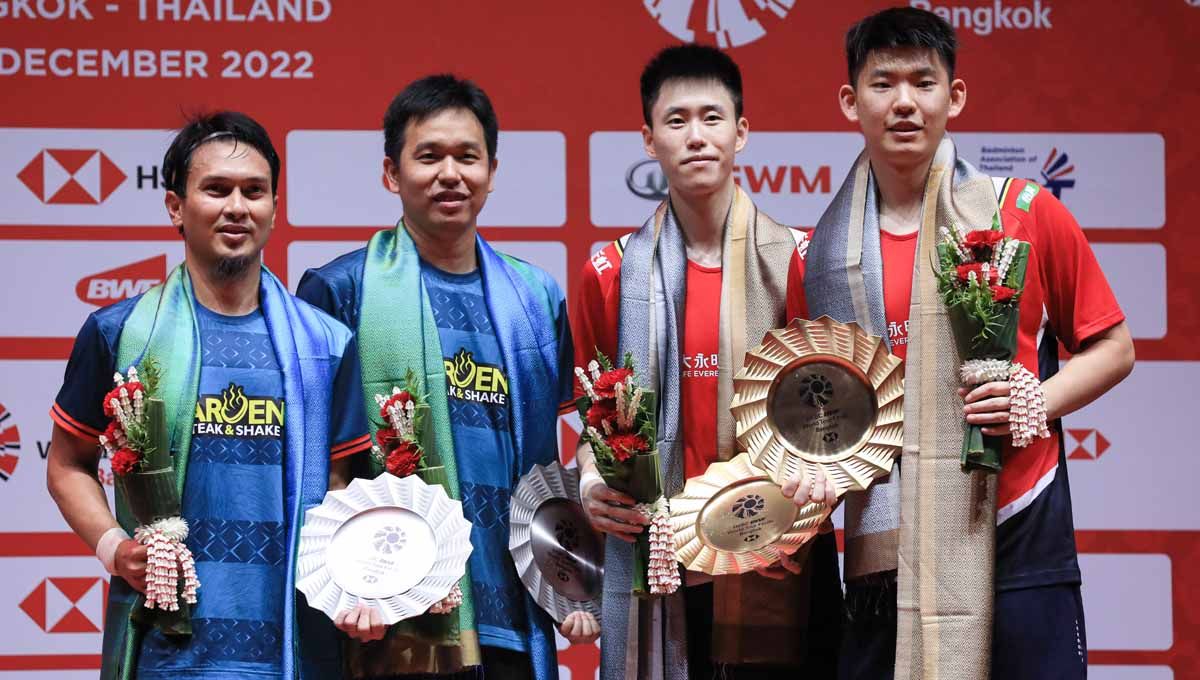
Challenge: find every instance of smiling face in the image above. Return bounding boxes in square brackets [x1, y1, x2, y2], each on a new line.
[840, 47, 966, 171]
[165, 139, 275, 276]
[383, 107, 497, 240]
[642, 78, 748, 200]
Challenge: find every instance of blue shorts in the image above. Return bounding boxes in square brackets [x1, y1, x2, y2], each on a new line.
[839, 578, 1087, 680]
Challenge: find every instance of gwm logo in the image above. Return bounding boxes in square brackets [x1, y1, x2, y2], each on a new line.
[76, 255, 166, 306]
[18, 148, 127, 204]
[1067, 429, 1110, 460]
[644, 0, 795, 48]
[0, 403, 18, 482]
[19, 577, 108, 633]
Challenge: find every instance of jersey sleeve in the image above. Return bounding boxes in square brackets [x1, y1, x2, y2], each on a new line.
[1027, 187, 1126, 353]
[50, 313, 119, 442]
[296, 264, 361, 331]
[548, 279, 577, 415]
[570, 246, 622, 400]
[328, 336, 372, 461]
[785, 229, 812, 322]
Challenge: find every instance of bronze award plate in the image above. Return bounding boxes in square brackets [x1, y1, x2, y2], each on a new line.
[670, 453, 830, 576]
[509, 462, 603, 623]
[732, 316, 904, 496]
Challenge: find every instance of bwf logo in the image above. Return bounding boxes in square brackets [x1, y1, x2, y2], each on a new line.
[644, 0, 794, 48]
[75, 255, 166, 306]
[17, 148, 127, 204]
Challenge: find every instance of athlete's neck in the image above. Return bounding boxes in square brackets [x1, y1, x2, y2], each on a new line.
[670, 180, 733, 268]
[872, 153, 934, 237]
[404, 217, 478, 274]
[187, 258, 260, 316]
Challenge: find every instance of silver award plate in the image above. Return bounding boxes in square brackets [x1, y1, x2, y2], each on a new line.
[296, 473, 473, 625]
[510, 462, 603, 623]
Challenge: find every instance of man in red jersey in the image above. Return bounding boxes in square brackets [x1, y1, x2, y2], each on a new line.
[571, 45, 842, 680]
[790, 8, 1135, 680]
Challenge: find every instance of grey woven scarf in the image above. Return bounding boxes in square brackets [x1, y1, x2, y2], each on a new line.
[805, 136, 1001, 680]
[601, 200, 689, 680]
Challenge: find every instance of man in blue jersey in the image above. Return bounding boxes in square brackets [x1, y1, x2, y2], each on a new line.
[297, 74, 593, 680]
[47, 111, 372, 680]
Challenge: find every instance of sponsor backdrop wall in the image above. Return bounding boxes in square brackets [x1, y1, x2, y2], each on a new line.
[0, 1, 1196, 677]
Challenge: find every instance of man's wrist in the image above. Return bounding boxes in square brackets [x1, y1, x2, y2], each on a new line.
[579, 469, 605, 499]
[96, 527, 130, 575]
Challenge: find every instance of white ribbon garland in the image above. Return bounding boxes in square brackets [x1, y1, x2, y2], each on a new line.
[133, 516, 199, 611]
[638, 499, 680, 595]
[959, 359, 1051, 448]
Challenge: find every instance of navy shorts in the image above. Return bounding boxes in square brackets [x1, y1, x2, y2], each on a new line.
[839, 577, 1087, 680]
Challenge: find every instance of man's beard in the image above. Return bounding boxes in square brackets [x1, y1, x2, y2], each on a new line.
[212, 254, 255, 280]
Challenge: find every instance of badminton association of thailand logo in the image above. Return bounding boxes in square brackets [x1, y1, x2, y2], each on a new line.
[0, 403, 19, 483]
[643, 0, 795, 48]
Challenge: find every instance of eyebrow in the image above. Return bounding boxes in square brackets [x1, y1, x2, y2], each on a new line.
[662, 103, 727, 118]
[412, 140, 483, 152]
[197, 173, 270, 184]
[869, 66, 938, 79]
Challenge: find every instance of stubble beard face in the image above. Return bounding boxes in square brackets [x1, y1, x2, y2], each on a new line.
[212, 254, 255, 281]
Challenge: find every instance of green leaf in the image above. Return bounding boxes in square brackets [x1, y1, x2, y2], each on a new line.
[594, 348, 614, 372]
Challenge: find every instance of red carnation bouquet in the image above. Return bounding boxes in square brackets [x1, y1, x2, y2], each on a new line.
[935, 214, 1048, 472]
[98, 359, 199, 636]
[575, 352, 678, 597]
[370, 369, 461, 613]
[371, 369, 444, 486]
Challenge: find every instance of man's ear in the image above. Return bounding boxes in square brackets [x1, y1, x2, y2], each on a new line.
[165, 191, 184, 232]
[948, 78, 967, 120]
[734, 117, 749, 154]
[838, 84, 859, 124]
[642, 123, 657, 159]
[382, 157, 401, 194]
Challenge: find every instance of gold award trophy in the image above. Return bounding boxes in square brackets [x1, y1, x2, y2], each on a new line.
[732, 316, 904, 495]
[671, 452, 829, 575]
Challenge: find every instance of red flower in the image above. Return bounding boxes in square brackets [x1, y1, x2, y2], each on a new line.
[375, 427, 398, 448]
[586, 399, 617, 429]
[963, 230, 1005, 247]
[103, 421, 123, 443]
[386, 439, 423, 477]
[607, 433, 650, 462]
[110, 447, 141, 476]
[101, 386, 123, 417]
[379, 391, 414, 419]
[990, 285, 1017, 302]
[592, 368, 633, 399]
[955, 263, 997, 284]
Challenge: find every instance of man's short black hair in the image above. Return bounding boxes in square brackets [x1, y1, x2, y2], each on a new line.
[162, 111, 280, 196]
[845, 7, 958, 86]
[640, 44, 744, 126]
[383, 74, 499, 162]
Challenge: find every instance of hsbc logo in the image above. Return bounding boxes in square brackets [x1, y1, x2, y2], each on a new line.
[1067, 428, 1110, 460]
[0, 403, 18, 482]
[76, 254, 167, 306]
[19, 577, 108, 633]
[644, 0, 795, 48]
[17, 148, 127, 204]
